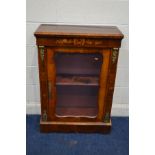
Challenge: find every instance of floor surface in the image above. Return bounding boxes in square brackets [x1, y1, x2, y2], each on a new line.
[26, 115, 129, 155]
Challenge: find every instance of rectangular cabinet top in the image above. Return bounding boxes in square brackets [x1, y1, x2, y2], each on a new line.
[34, 24, 124, 39]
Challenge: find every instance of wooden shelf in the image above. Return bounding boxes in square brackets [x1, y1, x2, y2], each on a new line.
[56, 75, 99, 86]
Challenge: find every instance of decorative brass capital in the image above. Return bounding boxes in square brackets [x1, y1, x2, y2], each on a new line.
[112, 48, 119, 64]
[39, 46, 45, 63]
[39, 46, 45, 69]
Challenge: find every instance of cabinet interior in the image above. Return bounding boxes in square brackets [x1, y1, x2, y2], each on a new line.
[54, 52, 103, 117]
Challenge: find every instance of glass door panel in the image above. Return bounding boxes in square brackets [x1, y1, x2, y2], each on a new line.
[54, 52, 103, 117]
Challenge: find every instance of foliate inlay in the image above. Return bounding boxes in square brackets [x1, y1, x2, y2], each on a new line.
[73, 39, 85, 46]
[56, 39, 72, 45]
[112, 48, 119, 64]
[55, 38, 104, 47]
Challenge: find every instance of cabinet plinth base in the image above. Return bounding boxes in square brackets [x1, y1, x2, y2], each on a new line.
[40, 119, 112, 133]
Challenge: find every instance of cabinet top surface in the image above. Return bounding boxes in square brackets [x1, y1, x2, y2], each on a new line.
[34, 24, 124, 39]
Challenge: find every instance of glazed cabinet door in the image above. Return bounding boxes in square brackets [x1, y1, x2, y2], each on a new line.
[44, 47, 112, 122]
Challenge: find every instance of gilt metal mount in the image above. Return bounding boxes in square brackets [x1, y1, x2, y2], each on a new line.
[39, 46, 45, 64]
[112, 48, 119, 64]
[104, 112, 110, 123]
[42, 110, 47, 121]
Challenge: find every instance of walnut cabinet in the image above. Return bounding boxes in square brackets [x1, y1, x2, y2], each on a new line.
[34, 24, 124, 133]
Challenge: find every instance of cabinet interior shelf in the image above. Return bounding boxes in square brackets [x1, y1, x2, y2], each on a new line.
[56, 75, 99, 86]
